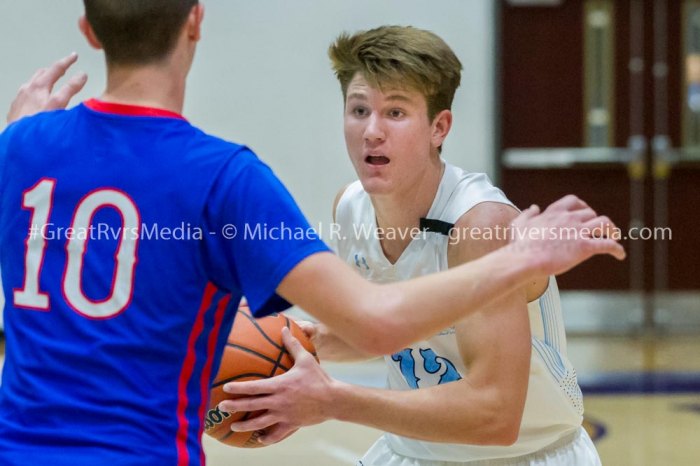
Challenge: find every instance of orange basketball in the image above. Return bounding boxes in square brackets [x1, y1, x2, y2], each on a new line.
[204, 306, 316, 448]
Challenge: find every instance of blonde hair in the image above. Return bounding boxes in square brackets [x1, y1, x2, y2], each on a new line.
[329, 25, 462, 120]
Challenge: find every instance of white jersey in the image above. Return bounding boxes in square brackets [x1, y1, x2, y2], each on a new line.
[335, 161, 584, 463]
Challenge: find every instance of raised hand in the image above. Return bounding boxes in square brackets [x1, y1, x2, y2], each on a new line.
[7, 53, 88, 124]
[510, 195, 626, 276]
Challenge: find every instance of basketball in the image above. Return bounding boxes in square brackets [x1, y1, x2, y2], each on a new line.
[204, 306, 317, 448]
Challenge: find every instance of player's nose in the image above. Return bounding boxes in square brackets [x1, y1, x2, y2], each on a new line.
[363, 113, 385, 143]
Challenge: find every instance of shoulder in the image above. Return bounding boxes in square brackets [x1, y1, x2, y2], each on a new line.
[332, 184, 351, 222]
[3, 107, 72, 137]
[449, 202, 520, 262]
[209, 147, 281, 198]
[181, 123, 251, 161]
[0, 108, 80, 167]
[332, 180, 364, 220]
[438, 164, 514, 224]
[445, 165, 502, 195]
[454, 201, 520, 232]
[450, 202, 549, 298]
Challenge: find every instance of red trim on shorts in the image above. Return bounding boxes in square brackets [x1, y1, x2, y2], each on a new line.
[84, 98, 186, 120]
[176, 284, 217, 466]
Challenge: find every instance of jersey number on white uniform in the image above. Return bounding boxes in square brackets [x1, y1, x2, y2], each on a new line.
[392, 348, 462, 389]
[13, 178, 141, 319]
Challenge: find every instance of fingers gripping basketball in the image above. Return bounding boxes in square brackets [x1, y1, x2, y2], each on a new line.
[205, 307, 316, 448]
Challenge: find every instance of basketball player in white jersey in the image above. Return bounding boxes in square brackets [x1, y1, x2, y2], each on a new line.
[222, 25, 604, 465]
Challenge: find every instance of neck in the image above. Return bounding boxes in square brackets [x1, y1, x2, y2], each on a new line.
[100, 60, 187, 114]
[371, 158, 444, 262]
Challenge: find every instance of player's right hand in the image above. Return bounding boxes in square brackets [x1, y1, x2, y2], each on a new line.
[7, 53, 88, 124]
[220, 327, 337, 444]
[510, 195, 626, 277]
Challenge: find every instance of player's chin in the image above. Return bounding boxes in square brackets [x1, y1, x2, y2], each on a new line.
[357, 176, 392, 196]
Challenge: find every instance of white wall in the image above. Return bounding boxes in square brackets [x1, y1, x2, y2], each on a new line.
[0, 0, 496, 224]
[0, 1, 496, 327]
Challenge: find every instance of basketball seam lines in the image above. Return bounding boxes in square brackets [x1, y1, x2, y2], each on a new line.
[221, 343, 292, 372]
[267, 316, 292, 377]
[239, 310, 284, 350]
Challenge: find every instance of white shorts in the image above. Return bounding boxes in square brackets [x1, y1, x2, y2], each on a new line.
[357, 427, 602, 466]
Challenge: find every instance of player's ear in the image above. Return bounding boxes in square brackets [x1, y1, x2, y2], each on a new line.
[431, 109, 453, 150]
[78, 15, 102, 50]
[187, 4, 205, 42]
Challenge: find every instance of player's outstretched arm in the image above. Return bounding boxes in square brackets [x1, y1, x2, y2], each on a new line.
[277, 194, 624, 356]
[223, 204, 536, 445]
[6, 53, 87, 124]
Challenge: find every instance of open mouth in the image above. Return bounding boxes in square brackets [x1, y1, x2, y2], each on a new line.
[365, 155, 390, 166]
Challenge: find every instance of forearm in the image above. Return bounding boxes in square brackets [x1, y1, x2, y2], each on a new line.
[327, 379, 518, 445]
[355, 246, 535, 354]
[314, 323, 377, 362]
[279, 247, 535, 356]
[221, 319, 525, 446]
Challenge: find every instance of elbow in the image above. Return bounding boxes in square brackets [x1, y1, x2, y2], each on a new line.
[486, 393, 523, 446]
[469, 410, 521, 446]
[490, 417, 521, 446]
[488, 387, 525, 445]
[367, 312, 416, 356]
[357, 318, 404, 356]
[326, 306, 405, 357]
[463, 391, 523, 446]
[349, 290, 410, 356]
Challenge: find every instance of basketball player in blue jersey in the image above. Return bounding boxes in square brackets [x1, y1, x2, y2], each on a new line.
[1, 3, 624, 464]
[222, 27, 605, 465]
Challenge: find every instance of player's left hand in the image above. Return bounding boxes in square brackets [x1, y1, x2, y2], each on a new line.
[7, 53, 88, 124]
[509, 195, 626, 277]
[219, 327, 338, 445]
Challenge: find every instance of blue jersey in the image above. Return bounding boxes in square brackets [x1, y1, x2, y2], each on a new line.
[0, 100, 329, 465]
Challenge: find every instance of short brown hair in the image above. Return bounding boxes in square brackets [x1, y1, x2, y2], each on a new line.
[84, 0, 198, 65]
[329, 25, 462, 120]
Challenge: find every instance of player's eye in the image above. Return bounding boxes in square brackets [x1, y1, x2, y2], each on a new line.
[350, 106, 369, 117]
[388, 109, 405, 119]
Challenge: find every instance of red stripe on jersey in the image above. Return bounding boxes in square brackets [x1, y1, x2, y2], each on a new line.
[84, 98, 187, 120]
[176, 284, 216, 466]
[197, 293, 231, 465]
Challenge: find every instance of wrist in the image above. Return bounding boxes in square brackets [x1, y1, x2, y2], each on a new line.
[497, 243, 543, 284]
[326, 379, 354, 422]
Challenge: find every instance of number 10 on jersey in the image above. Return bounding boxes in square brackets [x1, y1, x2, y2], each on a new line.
[13, 178, 141, 319]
